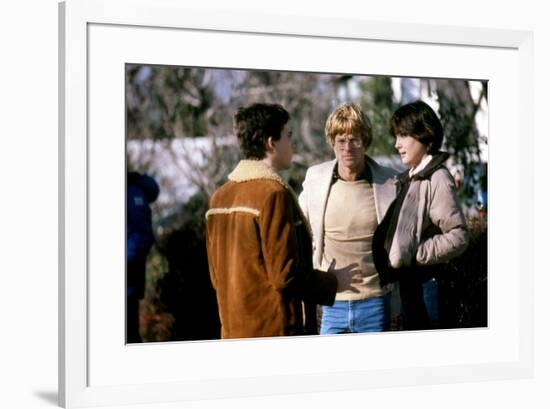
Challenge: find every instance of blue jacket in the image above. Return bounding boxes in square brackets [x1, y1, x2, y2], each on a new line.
[127, 172, 159, 295]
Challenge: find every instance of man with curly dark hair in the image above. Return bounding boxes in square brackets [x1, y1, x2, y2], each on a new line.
[205, 103, 355, 339]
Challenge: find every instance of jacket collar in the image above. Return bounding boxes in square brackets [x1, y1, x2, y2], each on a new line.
[229, 159, 312, 236]
[398, 151, 450, 183]
[228, 160, 289, 188]
[409, 154, 433, 178]
[413, 151, 449, 180]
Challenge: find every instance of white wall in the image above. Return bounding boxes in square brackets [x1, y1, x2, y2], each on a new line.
[1, 0, 547, 408]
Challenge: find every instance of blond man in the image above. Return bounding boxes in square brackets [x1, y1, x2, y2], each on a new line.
[299, 103, 397, 333]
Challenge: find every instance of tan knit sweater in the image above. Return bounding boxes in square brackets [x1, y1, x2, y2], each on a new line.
[321, 179, 385, 301]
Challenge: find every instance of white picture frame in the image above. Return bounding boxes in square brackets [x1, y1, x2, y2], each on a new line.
[59, 0, 534, 407]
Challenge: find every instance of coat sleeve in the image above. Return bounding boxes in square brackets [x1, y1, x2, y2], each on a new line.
[259, 189, 336, 305]
[204, 223, 217, 290]
[416, 170, 469, 265]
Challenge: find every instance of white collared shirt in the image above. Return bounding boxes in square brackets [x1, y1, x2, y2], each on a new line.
[409, 154, 433, 178]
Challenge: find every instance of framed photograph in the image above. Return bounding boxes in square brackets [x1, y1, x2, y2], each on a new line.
[59, 0, 534, 407]
[125, 64, 489, 342]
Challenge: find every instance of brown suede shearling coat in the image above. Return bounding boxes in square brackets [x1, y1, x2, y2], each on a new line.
[205, 160, 337, 339]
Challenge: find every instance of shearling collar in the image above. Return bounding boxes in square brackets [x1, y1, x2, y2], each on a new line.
[227, 160, 312, 236]
[228, 160, 289, 188]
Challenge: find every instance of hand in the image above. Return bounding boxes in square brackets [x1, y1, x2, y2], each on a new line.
[328, 258, 361, 292]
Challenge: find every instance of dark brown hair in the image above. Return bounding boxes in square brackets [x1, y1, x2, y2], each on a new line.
[389, 100, 443, 153]
[233, 103, 290, 159]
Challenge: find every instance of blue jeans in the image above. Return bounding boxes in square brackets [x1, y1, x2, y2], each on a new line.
[400, 276, 439, 330]
[320, 294, 391, 334]
[422, 278, 439, 323]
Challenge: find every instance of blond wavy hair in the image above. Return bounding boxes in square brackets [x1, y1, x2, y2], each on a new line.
[324, 103, 372, 149]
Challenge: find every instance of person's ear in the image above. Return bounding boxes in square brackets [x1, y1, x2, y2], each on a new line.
[266, 136, 276, 152]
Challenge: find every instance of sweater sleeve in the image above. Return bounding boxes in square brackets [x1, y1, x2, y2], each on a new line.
[416, 170, 469, 265]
